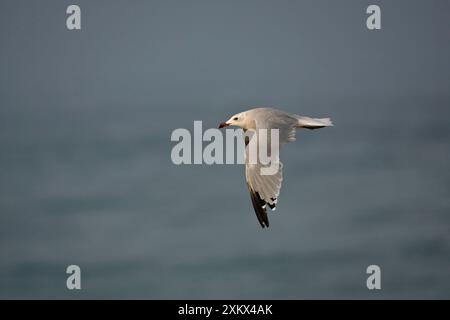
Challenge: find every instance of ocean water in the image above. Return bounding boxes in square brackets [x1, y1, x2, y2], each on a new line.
[0, 0, 449, 299]
[0, 96, 449, 299]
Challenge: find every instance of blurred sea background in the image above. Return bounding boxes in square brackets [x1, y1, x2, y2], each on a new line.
[0, 1, 449, 298]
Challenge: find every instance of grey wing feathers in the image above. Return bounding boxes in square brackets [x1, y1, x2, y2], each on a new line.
[252, 108, 299, 146]
[245, 161, 283, 228]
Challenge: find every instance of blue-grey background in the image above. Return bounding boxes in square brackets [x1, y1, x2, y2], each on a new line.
[0, 0, 449, 299]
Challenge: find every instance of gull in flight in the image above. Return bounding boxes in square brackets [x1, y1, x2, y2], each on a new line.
[219, 107, 333, 228]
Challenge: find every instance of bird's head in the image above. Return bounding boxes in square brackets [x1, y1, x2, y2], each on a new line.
[219, 112, 246, 129]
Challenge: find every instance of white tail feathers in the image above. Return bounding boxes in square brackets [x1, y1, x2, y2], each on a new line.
[297, 116, 333, 129]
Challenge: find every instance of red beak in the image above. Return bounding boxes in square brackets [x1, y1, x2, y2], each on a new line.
[218, 122, 230, 128]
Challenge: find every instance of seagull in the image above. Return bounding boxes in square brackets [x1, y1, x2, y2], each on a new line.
[219, 107, 333, 228]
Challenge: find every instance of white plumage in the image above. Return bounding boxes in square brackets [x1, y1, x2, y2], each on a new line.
[219, 107, 333, 228]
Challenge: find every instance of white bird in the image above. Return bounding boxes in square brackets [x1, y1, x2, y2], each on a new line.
[219, 107, 333, 228]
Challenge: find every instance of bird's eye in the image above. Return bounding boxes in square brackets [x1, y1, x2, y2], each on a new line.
[233, 117, 238, 121]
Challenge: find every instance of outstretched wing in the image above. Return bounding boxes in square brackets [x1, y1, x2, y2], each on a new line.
[245, 159, 283, 228]
[243, 110, 296, 228]
[254, 108, 300, 146]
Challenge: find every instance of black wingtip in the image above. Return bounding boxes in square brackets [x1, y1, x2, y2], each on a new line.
[247, 185, 270, 228]
[302, 125, 326, 130]
[268, 200, 276, 210]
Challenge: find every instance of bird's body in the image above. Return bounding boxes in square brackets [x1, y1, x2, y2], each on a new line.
[219, 107, 333, 228]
